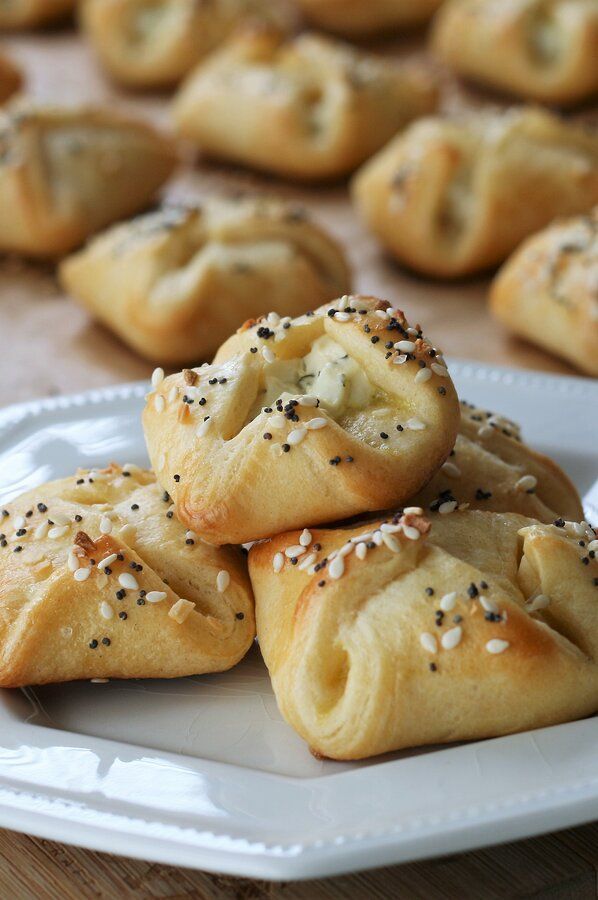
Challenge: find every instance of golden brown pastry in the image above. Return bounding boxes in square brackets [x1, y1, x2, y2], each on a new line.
[80, 0, 294, 89]
[297, 0, 444, 36]
[0, 103, 177, 258]
[0, 464, 254, 687]
[250, 508, 598, 759]
[142, 295, 460, 545]
[413, 400, 583, 521]
[490, 210, 598, 377]
[0, 54, 22, 103]
[432, 0, 598, 107]
[172, 29, 438, 181]
[59, 196, 351, 364]
[352, 108, 598, 278]
[0, 0, 74, 29]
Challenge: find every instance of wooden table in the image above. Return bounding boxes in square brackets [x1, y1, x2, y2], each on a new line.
[0, 21, 596, 900]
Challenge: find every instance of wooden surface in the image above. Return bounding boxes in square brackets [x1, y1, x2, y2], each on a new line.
[0, 18, 596, 900]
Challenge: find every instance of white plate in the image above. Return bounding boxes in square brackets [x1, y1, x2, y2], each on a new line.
[0, 361, 597, 881]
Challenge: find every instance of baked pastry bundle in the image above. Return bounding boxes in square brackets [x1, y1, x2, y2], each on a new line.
[172, 29, 438, 181]
[351, 108, 598, 278]
[0, 104, 177, 258]
[250, 508, 598, 759]
[80, 0, 294, 89]
[142, 295, 460, 545]
[0, 55, 22, 104]
[59, 195, 351, 364]
[296, 0, 444, 37]
[0, 464, 254, 687]
[0, 0, 75, 29]
[413, 400, 583, 522]
[432, 0, 598, 107]
[490, 209, 598, 377]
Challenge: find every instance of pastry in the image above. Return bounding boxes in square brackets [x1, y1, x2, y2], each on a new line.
[250, 508, 598, 759]
[142, 295, 460, 545]
[0, 0, 74, 29]
[352, 108, 598, 278]
[0, 54, 22, 104]
[297, 0, 444, 37]
[0, 464, 254, 687]
[490, 210, 598, 377]
[432, 0, 598, 107]
[0, 103, 177, 258]
[413, 400, 583, 521]
[59, 196, 351, 364]
[172, 28, 438, 181]
[80, 0, 294, 89]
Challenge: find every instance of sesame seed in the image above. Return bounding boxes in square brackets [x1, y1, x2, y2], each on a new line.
[406, 418, 426, 431]
[420, 632, 437, 654]
[48, 525, 69, 540]
[403, 506, 424, 515]
[300, 529, 312, 547]
[381, 532, 401, 553]
[431, 363, 449, 377]
[527, 594, 550, 612]
[197, 418, 211, 438]
[516, 474, 538, 492]
[486, 639, 509, 654]
[99, 516, 112, 535]
[98, 553, 118, 571]
[74, 567, 91, 582]
[34, 521, 50, 539]
[305, 417, 327, 431]
[298, 396, 318, 407]
[440, 592, 458, 612]
[441, 626, 462, 650]
[67, 551, 80, 572]
[394, 340, 416, 352]
[216, 570, 230, 593]
[334, 311, 351, 322]
[402, 525, 421, 540]
[441, 462, 461, 478]
[273, 552, 284, 573]
[151, 367, 165, 389]
[355, 542, 367, 560]
[154, 395, 165, 413]
[479, 596, 499, 614]
[285, 544, 306, 558]
[145, 591, 167, 604]
[329, 556, 345, 579]
[100, 601, 114, 620]
[415, 368, 432, 384]
[262, 347, 276, 364]
[287, 426, 307, 446]
[438, 500, 458, 515]
[119, 572, 139, 591]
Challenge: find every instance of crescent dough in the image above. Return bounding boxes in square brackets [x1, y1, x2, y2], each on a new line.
[296, 0, 443, 36]
[0, 464, 255, 687]
[80, 0, 294, 89]
[0, 0, 74, 29]
[172, 28, 438, 181]
[0, 103, 177, 258]
[59, 196, 351, 364]
[0, 54, 22, 104]
[413, 400, 583, 522]
[490, 209, 598, 377]
[351, 108, 598, 278]
[250, 509, 598, 759]
[432, 0, 598, 107]
[142, 295, 460, 545]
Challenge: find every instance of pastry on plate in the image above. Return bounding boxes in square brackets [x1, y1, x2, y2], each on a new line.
[413, 400, 583, 522]
[143, 295, 460, 545]
[0, 0, 74, 29]
[490, 209, 598, 377]
[432, 0, 598, 107]
[59, 196, 351, 364]
[0, 54, 23, 104]
[352, 108, 598, 278]
[0, 464, 254, 687]
[250, 508, 598, 759]
[0, 103, 177, 257]
[296, 0, 444, 37]
[172, 28, 438, 181]
[80, 0, 294, 89]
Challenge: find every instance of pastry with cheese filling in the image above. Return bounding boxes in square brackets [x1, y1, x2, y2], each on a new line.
[297, 0, 444, 37]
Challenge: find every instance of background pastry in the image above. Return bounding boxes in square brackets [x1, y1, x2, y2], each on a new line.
[490, 209, 598, 377]
[59, 196, 351, 364]
[143, 295, 460, 545]
[0, 0, 75, 29]
[413, 400, 583, 522]
[0, 53, 22, 103]
[0, 464, 255, 687]
[81, 0, 295, 89]
[172, 29, 438, 181]
[296, 0, 444, 37]
[250, 509, 598, 760]
[352, 108, 598, 278]
[432, 0, 598, 107]
[0, 103, 177, 258]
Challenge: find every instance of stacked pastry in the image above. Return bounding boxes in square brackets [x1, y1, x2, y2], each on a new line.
[2, 294, 596, 764]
